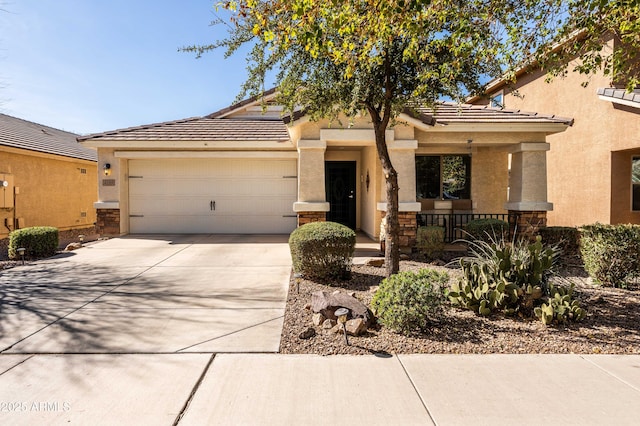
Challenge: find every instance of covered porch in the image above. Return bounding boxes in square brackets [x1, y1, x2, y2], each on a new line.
[290, 104, 573, 248]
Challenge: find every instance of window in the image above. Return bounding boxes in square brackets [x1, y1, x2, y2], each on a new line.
[633, 157, 640, 211]
[416, 155, 471, 200]
[490, 91, 504, 109]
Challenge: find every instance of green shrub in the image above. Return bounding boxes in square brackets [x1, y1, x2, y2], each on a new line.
[447, 235, 585, 325]
[580, 224, 640, 288]
[465, 218, 508, 243]
[538, 226, 580, 262]
[8, 226, 59, 259]
[416, 226, 444, 260]
[371, 269, 448, 335]
[289, 221, 356, 280]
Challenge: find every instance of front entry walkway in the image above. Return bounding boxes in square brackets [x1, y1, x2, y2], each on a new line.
[0, 234, 292, 354]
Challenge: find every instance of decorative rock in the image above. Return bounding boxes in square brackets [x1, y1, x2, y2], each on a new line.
[332, 290, 341, 295]
[348, 291, 356, 298]
[304, 303, 312, 310]
[312, 313, 325, 326]
[65, 242, 82, 251]
[365, 258, 385, 267]
[369, 286, 379, 293]
[311, 291, 373, 325]
[345, 318, 367, 336]
[322, 319, 336, 329]
[298, 327, 316, 340]
[400, 254, 411, 260]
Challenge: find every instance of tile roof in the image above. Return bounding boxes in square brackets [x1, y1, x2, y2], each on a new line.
[597, 88, 640, 106]
[0, 114, 97, 162]
[412, 102, 574, 126]
[78, 117, 291, 142]
[207, 88, 278, 118]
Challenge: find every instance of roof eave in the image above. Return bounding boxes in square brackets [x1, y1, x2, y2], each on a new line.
[419, 122, 572, 134]
[598, 95, 640, 109]
[207, 88, 279, 119]
[79, 139, 293, 149]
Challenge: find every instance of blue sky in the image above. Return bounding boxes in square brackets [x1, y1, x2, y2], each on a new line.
[0, 1, 251, 135]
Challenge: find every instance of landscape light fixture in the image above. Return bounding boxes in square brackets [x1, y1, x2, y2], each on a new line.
[335, 307, 350, 346]
[17, 247, 26, 265]
[103, 163, 111, 176]
[79, 234, 85, 246]
[293, 273, 302, 294]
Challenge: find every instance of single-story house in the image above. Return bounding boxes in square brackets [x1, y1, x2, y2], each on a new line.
[0, 114, 98, 240]
[468, 33, 640, 227]
[79, 92, 572, 247]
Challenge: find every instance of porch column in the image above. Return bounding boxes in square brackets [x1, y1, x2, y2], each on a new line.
[293, 139, 329, 226]
[377, 139, 421, 250]
[505, 142, 552, 239]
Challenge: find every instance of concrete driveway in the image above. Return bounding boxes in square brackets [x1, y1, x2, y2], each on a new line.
[0, 234, 291, 354]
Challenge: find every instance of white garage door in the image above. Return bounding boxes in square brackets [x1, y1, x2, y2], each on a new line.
[128, 158, 297, 234]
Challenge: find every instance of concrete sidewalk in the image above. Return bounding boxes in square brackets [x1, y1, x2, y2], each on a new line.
[1, 353, 638, 425]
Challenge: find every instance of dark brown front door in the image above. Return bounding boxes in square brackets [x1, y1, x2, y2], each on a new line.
[325, 161, 356, 229]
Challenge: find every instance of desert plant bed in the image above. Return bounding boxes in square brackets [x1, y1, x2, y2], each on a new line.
[279, 259, 640, 355]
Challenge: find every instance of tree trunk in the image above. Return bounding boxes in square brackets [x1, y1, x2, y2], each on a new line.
[372, 122, 400, 276]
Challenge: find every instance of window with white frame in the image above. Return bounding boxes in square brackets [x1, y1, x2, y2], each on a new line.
[490, 91, 504, 109]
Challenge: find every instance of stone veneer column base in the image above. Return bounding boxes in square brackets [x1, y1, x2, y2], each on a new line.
[509, 210, 547, 241]
[96, 209, 120, 236]
[380, 211, 417, 251]
[297, 212, 326, 227]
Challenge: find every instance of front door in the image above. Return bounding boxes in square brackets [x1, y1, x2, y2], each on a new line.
[325, 161, 357, 229]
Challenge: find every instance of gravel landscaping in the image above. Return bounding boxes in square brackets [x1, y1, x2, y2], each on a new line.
[0, 226, 99, 269]
[279, 258, 640, 355]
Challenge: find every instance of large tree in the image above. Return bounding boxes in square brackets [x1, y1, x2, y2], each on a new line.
[186, 0, 566, 276]
[541, 0, 640, 91]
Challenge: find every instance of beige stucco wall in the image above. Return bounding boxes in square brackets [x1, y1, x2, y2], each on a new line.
[361, 145, 381, 238]
[95, 148, 120, 203]
[478, 37, 640, 226]
[471, 148, 510, 214]
[0, 148, 97, 239]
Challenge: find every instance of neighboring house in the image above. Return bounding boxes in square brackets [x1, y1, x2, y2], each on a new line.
[468, 35, 640, 227]
[79, 92, 571, 247]
[0, 114, 98, 240]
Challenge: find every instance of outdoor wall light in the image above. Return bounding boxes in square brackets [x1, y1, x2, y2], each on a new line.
[1, 180, 8, 187]
[103, 163, 111, 176]
[78, 234, 85, 246]
[335, 307, 350, 346]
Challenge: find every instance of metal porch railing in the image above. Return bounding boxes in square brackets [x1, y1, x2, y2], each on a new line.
[417, 213, 513, 243]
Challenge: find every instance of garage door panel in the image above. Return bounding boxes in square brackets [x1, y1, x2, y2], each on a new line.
[129, 215, 218, 234]
[211, 197, 293, 215]
[128, 158, 297, 234]
[130, 179, 214, 196]
[129, 196, 213, 216]
[206, 215, 296, 234]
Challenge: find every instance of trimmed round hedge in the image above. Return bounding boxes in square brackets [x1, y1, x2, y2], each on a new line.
[289, 221, 356, 280]
[371, 269, 448, 335]
[8, 226, 59, 259]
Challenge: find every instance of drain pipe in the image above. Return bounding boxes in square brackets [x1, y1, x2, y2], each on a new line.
[12, 186, 17, 231]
